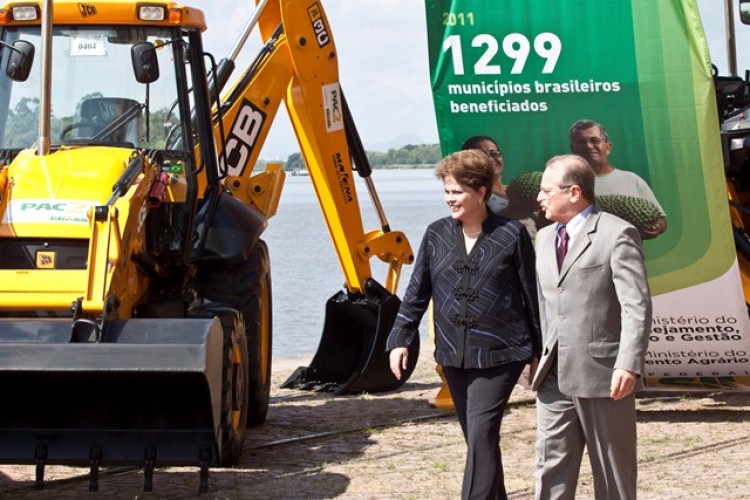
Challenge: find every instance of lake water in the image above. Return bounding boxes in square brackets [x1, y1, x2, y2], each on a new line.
[263, 168, 446, 360]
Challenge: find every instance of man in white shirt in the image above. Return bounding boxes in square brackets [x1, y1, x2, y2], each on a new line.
[569, 119, 667, 239]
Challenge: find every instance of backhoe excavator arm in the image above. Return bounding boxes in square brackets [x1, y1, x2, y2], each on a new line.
[207, 0, 419, 393]
[210, 0, 414, 296]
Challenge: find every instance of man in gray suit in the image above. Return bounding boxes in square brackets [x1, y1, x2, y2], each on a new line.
[531, 154, 652, 500]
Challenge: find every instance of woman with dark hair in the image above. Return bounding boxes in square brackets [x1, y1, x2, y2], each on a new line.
[387, 149, 541, 500]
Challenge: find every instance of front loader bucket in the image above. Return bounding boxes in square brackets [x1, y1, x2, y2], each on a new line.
[0, 318, 225, 472]
[282, 285, 420, 394]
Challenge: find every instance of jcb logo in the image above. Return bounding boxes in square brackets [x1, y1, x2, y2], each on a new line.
[307, 3, 330, 47]
[220, 99, 266, 177]
[36, 251, 55, 269]
[78, 4, 97, 17]
[97, 101, 119, 119]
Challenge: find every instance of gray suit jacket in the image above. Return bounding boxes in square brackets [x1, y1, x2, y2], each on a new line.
[531, 205, 652, 398]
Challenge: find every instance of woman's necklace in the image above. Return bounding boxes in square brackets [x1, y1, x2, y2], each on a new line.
[463, 229, 482, 238]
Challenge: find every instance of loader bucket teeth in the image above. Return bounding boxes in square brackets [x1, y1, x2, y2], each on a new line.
[0, 318, 228, 471]
[281, 285, 420, 394]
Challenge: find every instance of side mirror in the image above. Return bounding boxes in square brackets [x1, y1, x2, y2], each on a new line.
[131, 41, 159, 84]
[741, 0, 750, 25]
[5, 40, 34, 82]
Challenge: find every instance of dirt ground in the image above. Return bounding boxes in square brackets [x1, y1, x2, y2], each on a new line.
[2, 341, 750, 499]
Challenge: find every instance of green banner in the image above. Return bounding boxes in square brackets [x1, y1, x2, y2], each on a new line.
[426, 0, 733, 294]
[427, 0, 750, 389]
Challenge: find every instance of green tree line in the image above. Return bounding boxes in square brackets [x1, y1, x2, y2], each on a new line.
[2, 95, 174, 149]
[282, 143, 442, 171]
[1, 97, 440, 171]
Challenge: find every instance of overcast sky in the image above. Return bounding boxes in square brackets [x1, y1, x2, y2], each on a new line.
[191, 1, 749, 159]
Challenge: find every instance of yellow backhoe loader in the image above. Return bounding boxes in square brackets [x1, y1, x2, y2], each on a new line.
[0, 0, 416, 492]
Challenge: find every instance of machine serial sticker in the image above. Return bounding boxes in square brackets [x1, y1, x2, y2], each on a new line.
[69, 33, 107, 57]
[2, 199, 97, 225]
[323, 83, 343, 133]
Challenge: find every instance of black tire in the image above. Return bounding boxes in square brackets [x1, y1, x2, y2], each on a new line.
[244, 241, 272, 426]
[188, 305, 248, 466]
[219, 310, 249, 466]
[196, 240, 273, 428]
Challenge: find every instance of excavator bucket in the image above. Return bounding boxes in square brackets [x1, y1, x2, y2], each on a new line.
[282, 284, 420, 394]
[0, 317, 226, 474]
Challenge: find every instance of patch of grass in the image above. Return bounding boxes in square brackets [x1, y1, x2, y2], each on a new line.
[432, 461, 451, 473]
